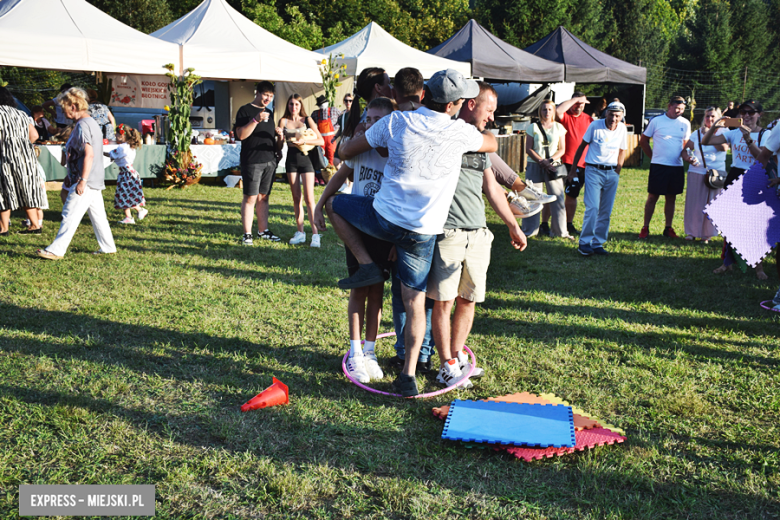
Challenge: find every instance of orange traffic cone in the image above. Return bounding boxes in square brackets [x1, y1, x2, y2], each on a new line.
[241, 377, 289, 412]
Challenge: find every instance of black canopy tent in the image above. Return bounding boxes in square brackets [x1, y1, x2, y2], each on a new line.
[427, 19, 565, 84]
[523, 26, 647, 130]
[427, 20, 565, 116]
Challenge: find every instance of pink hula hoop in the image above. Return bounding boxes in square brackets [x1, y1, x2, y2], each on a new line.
[760, 300, 780, 313]
[341, 332, 477, 398]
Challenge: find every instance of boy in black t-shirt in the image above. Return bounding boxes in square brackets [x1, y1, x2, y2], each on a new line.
[234, 81, 282, 245]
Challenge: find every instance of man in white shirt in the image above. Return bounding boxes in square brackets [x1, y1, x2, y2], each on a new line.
[323, 69, 497, 397]
[567, 102, 628, 256]
[639, 96, 692, 239]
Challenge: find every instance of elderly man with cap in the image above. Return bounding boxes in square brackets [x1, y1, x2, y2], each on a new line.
[567, 101, 628, 256]
[639, 96, 692, 239]
[321, 69, 498, 397]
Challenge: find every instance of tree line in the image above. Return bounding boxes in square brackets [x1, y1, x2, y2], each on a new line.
[6, 0, 780, 111]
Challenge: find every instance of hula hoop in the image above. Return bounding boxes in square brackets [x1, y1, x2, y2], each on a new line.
[341, 331, 476, 398]
[760, 300, 780, 313]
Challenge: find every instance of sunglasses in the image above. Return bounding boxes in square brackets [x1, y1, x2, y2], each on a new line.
[740, 109, 757, 116]
[344, 99, 353, 103]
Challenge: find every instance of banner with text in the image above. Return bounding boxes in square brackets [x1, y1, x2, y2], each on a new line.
[107, 75, 171, 109]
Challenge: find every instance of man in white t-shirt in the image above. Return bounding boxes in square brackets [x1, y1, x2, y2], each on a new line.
[323, 69, 497, 397]
[567, 102, 628, 256]
[639, 96, 692, 239]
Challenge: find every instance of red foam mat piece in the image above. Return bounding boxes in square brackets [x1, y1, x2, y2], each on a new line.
[501, 427, 626, 461]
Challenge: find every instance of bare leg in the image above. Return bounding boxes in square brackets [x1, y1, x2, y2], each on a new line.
[23, 208, 41, 229]
[664, 194, 676, 227]
[432, 299, 456, 364]
[37, 208, 44, 227]
[348, 286, 369, 341]
[364, 283, 384, 342]
[324, 196, 372, 264]
[643, 193, 660, 227]
[0, 209, 9, 233]
[288, 171, 304, 232]
[756, 260, 768, 280]
[241, 194, 259, 234]
[301, 171, 318, 234]
[255, 193, 270, 232]
[449, 297, 476, 359]
[400, 283, 427, 377]
[565, 195, 577, 224]
[124, 208, 132, 219]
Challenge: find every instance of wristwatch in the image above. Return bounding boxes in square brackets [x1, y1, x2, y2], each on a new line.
[745, 139, 754, 146]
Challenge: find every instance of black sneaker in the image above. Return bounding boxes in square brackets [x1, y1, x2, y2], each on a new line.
[538, 222, 551, 237]
[258, 229, 281, 242]
[391, 373, 419, 397]
[18, 227, 42, 235]
[338, 263, 385, 289]
[241, 233, 253, 246]
[567, 222, 580, 236]
[593, 246, 609, 256]
[387, 356, 432, 374]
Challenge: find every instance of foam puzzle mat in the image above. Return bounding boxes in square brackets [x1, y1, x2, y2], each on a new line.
[442, 400, 576, 448]
[704, 163, 780, 267]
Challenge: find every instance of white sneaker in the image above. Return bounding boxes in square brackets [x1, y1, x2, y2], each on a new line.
[520, 180, 557, 204]
[436, 359, 473, 388]
[137, 207, 149, 220]
[310, 234, 321, 248]
[363, 350, 384, 380]
[289, 231, 306, 245]
[507, 191, 543, 219]
[346, 353, 370, 383]
[457, 350, 484, 378]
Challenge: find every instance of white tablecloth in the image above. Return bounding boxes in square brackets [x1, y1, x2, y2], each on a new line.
[42, 144, 119, 169]
[190, 144, 241, 174]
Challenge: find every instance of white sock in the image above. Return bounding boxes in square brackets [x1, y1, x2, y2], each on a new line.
[363, 341, 376, 354]
[349, 340, 363, 357]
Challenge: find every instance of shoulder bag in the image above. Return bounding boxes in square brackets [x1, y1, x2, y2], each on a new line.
[700, 129, 726, 190]
[535, 120, 567, 180]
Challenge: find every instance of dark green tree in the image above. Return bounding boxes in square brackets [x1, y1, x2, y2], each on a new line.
[87, 0, 174, 33]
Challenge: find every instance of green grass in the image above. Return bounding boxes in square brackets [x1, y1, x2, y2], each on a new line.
[1, 167, 779, 519]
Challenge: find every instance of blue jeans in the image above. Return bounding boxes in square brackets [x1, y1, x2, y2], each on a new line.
[580, 165, 620, 248]
[331, 194, 437, 291]
[391, 269, 435, 362]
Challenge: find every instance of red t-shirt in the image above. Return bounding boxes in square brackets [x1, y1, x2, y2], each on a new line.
[560, 111, 593, 167]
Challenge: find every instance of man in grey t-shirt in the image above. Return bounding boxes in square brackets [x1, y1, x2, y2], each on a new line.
[428, 82, 526, 389]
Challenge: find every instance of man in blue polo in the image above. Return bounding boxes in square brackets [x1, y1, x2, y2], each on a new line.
[322, 69, 498, 397]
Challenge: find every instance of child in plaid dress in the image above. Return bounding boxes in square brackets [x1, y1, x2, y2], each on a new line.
[108, 124, 147, 224]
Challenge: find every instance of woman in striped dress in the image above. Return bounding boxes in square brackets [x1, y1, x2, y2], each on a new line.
[0, 86, 45, 236]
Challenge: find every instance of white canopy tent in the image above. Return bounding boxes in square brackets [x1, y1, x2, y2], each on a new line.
[0, 0, 180, 75]
[317, 22, 471, 79]
[150, 0, 323, 82]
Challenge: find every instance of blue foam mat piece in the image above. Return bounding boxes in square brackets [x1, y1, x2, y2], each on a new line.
[442, 400, 576, 448]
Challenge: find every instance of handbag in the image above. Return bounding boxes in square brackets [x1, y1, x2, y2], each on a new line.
[310, 145, 328, 171]
[535, 121, 567, 180]
[698, 129, 726, 190]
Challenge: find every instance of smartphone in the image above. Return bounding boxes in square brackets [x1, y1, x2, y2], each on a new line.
[721, 117, 742, 127]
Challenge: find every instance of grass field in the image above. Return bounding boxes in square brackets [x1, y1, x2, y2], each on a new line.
[1, 166, 779, 519]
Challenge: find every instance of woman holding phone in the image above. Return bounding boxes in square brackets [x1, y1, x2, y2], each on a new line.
[702, 100, 772, 278]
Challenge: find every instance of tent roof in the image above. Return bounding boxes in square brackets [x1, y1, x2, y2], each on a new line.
[317, 22, 470, 79]
[0, 0, 180, 75]
[150, 0, 322, 82]
[427, 19, 564, 83]
[523, 26, 646, 84]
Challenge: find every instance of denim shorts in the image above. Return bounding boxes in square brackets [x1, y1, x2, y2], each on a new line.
[331, 194, 436, 292]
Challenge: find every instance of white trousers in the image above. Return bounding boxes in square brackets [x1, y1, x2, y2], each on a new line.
[46, 187, 116, 256]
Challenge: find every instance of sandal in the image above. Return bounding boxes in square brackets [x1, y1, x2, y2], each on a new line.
[685, 235, 694, 241]
[713, 264, 732, 274]
[36, 249, 62, 260]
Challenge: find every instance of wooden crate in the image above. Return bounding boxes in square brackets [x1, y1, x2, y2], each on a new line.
[496, 133, 526, 173]
[623, 134, 642, 167]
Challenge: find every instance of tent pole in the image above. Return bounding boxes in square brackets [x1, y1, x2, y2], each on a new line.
[179, 45, 184, 76]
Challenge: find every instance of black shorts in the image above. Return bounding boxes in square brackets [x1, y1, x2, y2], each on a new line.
[564, 164, 586, 197]
[285, 147, 314, 174]
[345, 230, 394, 279]
[648, 164, 685, 196]
[241, 161, 276, 196]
